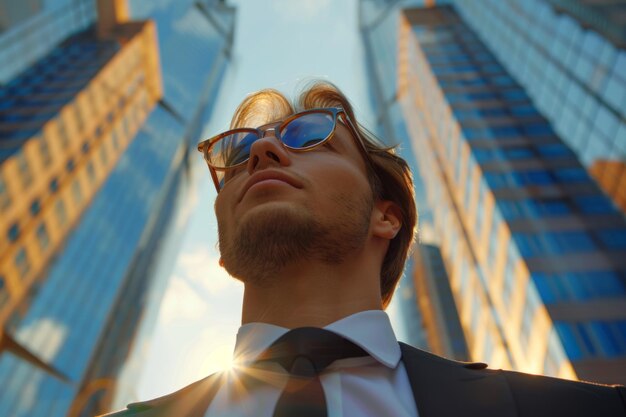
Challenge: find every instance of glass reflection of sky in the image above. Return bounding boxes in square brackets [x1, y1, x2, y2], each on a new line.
[0, 0, 231, 415]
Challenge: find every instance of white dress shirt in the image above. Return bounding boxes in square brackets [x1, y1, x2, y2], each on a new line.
[204, 310, 419, 417]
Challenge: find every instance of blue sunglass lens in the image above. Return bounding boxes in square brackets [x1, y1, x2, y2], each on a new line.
[216, 131, 258, 167]
[280, 112, 334, 148]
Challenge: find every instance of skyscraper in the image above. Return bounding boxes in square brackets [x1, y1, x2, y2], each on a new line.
[0, 0, 235, 415]
[398, 4, 626, 385]
[449, 0, 626, 213]
[359, 0, 433, 351]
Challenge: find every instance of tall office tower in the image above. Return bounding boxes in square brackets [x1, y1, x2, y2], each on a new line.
[412, 244, 469, 361]
[0, 0, 235, 415]
[398, 5, 626, 385]
[448, 0, 626, 214]
[359, 0, 432, 350]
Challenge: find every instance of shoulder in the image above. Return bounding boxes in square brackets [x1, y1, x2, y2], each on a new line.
[500, 369, 626, 416]
[399, 343, 626, 416]
[99, 372, 223, 417]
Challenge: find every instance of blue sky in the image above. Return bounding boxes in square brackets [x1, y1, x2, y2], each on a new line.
[135, 0, 406, 400]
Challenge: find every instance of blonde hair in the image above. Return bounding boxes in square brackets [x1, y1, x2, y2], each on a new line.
[230, 81, 417, 308]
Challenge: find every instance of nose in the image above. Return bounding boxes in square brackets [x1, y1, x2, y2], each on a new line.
[246, 128, 291, 174]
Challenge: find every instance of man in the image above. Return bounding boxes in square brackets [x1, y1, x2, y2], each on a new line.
[104, 82, 626, 416]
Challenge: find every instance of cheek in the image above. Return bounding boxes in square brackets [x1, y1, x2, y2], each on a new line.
[313, 161, 371, 207]
[214, 194, 232, 230]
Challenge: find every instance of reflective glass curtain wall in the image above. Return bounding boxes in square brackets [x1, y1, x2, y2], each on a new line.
[399, 5, 626, 385]
[0, 1, 235, 416]
[449, 0, 626, 213]
[359, 0, 433, 350]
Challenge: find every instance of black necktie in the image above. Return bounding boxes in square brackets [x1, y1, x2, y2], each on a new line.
[254, 327, 370, 417]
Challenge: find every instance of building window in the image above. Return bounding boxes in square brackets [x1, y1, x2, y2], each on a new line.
[503, 244, 519, 306]
[86, 161, 96, 183]
[55, 199, 68, 227]
[0, 173, 11, 211]
[74, 103, 84, 132]
[71, 180, 82, 204]
[595, 229, 626, 250]
[39, 135, 52, 168]
[554, 322, 583, 360]
[537, 143, 572, 158]
[112, 130, 119, 150]
[513, 233, 546, 257]
[545, 231, 596, 254]
[475, 182, 486, 237]
[554, 168, 590, 184]
[100, 145, 109, 166]
[0, 275, 8, 308]
[7, 223, 19, 242]
[527, 198, 570, 217]
[520, 282, 541, 350]
[483, 330, 494, 362]
[49, 178, 59, 193]
[471, 293, 481, 333]
[513, 170, 555, 187]
[464, 169, 473, 210]
[123, 113, 130, 136]
[88, 88, 97, 117]
[16, 150, 33, 188]
[574, 195, 615, 214]
[14, 248, 30, 278]
[36, 223, 49, 251]
[66, 158, 75, 173]
[488, 210, 501, 269]
[498, 200, 523, 220]
[460, 258, 470, 295]
[30, 199, 40, 216]
[543, 328, 566, 377]
[533, 271, 626, 304]
[57, 117, 69, 148]
[588, 321, 626, 357]
[502, 147, 533, 160]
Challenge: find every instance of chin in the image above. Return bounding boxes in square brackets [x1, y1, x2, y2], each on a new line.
[218, 203, 319, 285]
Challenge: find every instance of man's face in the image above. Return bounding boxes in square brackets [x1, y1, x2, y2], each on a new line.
[214, 116, 375, 285]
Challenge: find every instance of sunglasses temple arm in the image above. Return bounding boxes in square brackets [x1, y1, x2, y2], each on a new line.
[209, 165, 222, 193]
[340, 114, 375, 168]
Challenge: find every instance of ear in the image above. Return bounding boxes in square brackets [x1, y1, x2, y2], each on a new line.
[371, 200, 402, 240]
[219, 257, 225, 267]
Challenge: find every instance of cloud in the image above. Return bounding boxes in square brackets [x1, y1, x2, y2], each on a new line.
[156, 247, 240, 326]
[176, 246, 234, 296]
[157, 275, 210, 326]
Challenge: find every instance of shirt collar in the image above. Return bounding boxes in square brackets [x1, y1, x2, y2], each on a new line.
[232, 310, 401, 369]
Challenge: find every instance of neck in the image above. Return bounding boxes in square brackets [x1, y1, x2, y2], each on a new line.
[241, 257, 383, 328]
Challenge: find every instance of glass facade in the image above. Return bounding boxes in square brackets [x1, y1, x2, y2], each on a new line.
[412, 244, 470, 361]
[0, 0, 97, 84]
[398, 5, 626, 385]
[0, 0, 235, 416]
[449, 0, 626, 213]
[359, 0, 432, 350]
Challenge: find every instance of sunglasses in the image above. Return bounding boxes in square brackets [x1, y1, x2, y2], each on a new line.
[197, 107, 373, 192]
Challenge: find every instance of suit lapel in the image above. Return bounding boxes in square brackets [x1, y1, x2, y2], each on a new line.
[400, 343, 518, 417]
[122, 372, 222, 417]
[110, 344, 519, 417]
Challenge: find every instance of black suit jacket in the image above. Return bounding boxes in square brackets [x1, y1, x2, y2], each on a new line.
[102, 343, 626, 416]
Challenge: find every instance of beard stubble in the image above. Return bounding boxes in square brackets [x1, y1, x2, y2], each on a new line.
[218, 191, 373, 287]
